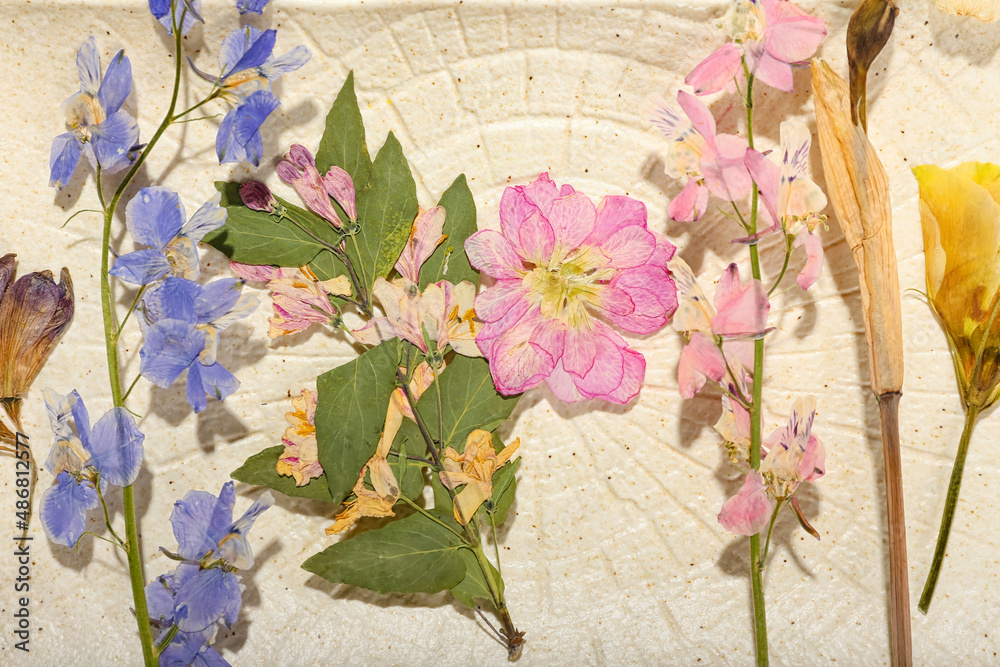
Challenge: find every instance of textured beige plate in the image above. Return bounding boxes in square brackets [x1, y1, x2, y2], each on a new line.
[3, 0, 1000, 664]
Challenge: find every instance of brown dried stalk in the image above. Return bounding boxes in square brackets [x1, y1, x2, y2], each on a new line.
[812, 51, 910, 667]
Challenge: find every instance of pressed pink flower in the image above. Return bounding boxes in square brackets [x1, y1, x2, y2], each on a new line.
[650, 92, 752, 221]
[395, 207, 446, 285]
[230, 262, 351, 337]
[275, 388, 322, 486]
[761, 396, 826, 498]
[686, 0, 827, 95]
[718, 470, 775, 536]
[276, 144, 345, 228]
[351, 278, 480, 357]
[671, 257, 761, 398]
[466, 173, 678, 403]
[323, 166, 357, 221]
[745, 120, 827, 289]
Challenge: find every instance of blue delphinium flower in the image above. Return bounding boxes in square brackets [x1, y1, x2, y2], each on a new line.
[50, 37, 140, 189]
[237, 0, 271, 15]
[189, 26, 309, 165]
[139, 277, 257, 412]
[148, 0, 204, 36]
[147, 482, 273, 663]
[110, 187, 226, 285]
[39, 389, 145, 547]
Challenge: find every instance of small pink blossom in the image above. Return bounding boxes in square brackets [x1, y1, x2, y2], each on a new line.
[745, 121, 827, 289]
[276, 388, 322, 486]
[466, 173, 678, 403]
[761, 395, 826, 498]
[323, 166, 357, 221]
[686, 0, 827, 95]
[650, 92, 752, 221]
[276, 144, 345, 228]
[230, 262, 351, 337]
[671, 257, 762, 398]
[718, 471, 775, 536]
[395, 207, 446, 285]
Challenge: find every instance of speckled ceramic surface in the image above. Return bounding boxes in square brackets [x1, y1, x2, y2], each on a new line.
[3, 0, 1000, 664]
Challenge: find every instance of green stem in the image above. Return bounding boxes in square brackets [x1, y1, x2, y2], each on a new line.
[768, 232, 793, 297]
[918, 403, 980, 613]
[154, 625, 181, 656]
[757, 499, 784, 571]
[115, 285, 148, 342]
[397, 495, 466, 540]
[95, 475, 126, 547]
[743, 68, 769, 667]
[97, 4, 188, 664]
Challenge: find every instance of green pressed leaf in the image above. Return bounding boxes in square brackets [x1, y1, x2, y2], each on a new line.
[204, 181, 337, 266]
[350, 132, 418, 291]
[301, 512, 467, 595]
[315, 71, 372, 189]
[306, 248, 349, 283]
[431, 474, 453, 515]
[231, 446, 334, 502]
[420, 174, 480, 290]
[487, 457, 520, 526]
[316, 341, 399, 505]
[388, 453, 426, 500]
[451, 546, 503, 609]
[393, 355, 519, 458]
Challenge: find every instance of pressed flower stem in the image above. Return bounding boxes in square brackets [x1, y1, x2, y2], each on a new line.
[95, 5, 189, 665]
[768, 232, 794, 297]
[919, 402, 980, 614]
[154, 625, 181, 657]
[879, 392, 912, 666]
[743, 66, 769, 667]
[757, 499, 784, 572]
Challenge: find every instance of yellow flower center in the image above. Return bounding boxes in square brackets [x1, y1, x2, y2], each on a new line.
[522, 248, 613, 327]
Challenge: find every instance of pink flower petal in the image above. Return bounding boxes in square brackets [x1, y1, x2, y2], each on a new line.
[587, 195, 648, 245]
[544, 361, 586, 402]
[465, 230, 525, 280]
[323, 166, 357, 220]
[605, 265, 676, 334]
[684, 43, 744, 96]
[744, 148, 781, 227]
[745, 42, 794, 93]
[488, 307, 555, 394]
[677, 90, 717, 142]
[517, 210, 556, 264]
[562, 326, 599, 378]
[702, 134, 752, 202]
[677, 331, 726, 398]
[711, 264, 769, 337]
[598, 225, 655, 269]
[548, 190, 597, 252]
[718, 471, 775, 536]
[229, 261, 282, 282]
[668, 178, 708, 222]
[474, 279, 529, 324]
[795, 231, 824, 290]
[650, 232, 678, 268]
[528, 319, 566, 369]
[763, 0, 827, 63]
[396, 206, 446, 284]
[570, 326, 626, 398]
[277, 145, 343, 228]
[597, 348, 645, 404]
[521, 172, 559, 217]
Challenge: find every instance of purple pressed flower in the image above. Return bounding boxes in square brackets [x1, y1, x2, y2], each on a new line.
[160, 482, 273, 632]
[110, 187, 226, 285]
[39, 389, 145, 547]
[216, 90, 280, 166]
[50, 37, 140, 189]
[146, 564, 230, 667]
[187, 25, 309, 165]
[148, 0, 204, 36]
[237, 0, 271, 14]
[239, 181, 275, 212]
[139, 277, 257, 413]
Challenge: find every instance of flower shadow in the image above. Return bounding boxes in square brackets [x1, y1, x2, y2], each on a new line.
[211, 537, 281, 657]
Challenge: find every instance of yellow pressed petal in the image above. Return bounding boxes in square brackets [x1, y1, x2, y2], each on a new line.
[913, 163, 1000, 323]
